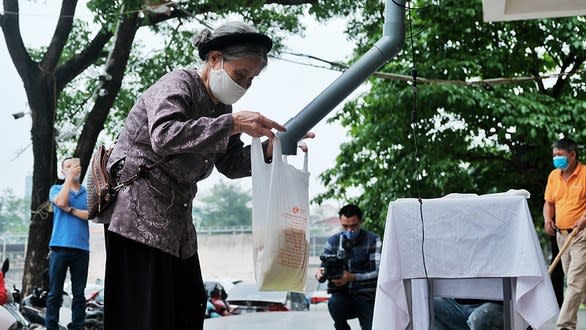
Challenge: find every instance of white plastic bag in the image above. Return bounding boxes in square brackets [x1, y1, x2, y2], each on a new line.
[251, 137, 310, 292]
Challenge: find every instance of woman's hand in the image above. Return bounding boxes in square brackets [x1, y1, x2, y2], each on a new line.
[231, 111, 286, 138]
[264, 131, 315, 161]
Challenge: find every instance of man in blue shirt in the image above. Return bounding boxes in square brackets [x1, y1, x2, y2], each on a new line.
[315, 204, 382, 330]
[46, 157, 89, 330]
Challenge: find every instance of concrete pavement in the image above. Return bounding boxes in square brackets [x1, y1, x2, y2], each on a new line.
[205, 308, 586, 329]
[538, 309, 586, 330]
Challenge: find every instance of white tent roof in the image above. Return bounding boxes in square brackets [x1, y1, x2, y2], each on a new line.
[482, 0, 586, 22]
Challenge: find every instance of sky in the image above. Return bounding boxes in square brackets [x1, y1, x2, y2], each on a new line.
[0, 2, 367, 205]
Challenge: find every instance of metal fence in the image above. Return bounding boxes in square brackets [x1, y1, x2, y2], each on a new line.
[196, 225, 252, 235]
[196, 226, 329, 257]
[0, 228, 330, 287]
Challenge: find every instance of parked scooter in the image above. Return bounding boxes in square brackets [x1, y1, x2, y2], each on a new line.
[0, 258, 42, 330]
[21, 285, 104, 330]
[20, 288, 67, 330]
[83, 287, 103, 330]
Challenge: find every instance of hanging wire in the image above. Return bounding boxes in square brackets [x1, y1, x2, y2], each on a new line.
[277, 49, 583, 86]
[406, 1, 432, 329]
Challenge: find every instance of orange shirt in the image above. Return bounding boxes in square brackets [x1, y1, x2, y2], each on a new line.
[545, 162, 586, 229]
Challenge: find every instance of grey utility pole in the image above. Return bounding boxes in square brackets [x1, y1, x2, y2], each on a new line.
[278, 0, 406, 155]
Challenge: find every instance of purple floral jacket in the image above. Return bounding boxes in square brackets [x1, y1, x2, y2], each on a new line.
[97, 69, 253, 259]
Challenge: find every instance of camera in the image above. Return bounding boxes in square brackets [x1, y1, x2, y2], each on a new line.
[318, 253, 346, 283]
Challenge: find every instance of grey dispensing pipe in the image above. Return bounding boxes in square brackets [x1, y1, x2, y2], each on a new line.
[278, 0, 406, 155]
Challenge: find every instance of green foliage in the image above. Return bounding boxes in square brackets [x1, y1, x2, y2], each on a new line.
[48, 0, 355, 155]
[194, 181, 252, 227]
[0, 189, 30, 235]
[317, 0, 586, 238]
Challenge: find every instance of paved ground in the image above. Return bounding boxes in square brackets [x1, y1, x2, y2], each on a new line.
[539, 309, 586, 330]
[205, 307, 586, 329]
[204, 307, 360, 330]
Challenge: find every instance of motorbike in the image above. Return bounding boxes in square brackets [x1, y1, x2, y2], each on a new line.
[0, 259, 42, 330]
[21, 285, 104, 330]
[82, 286, 103, 330]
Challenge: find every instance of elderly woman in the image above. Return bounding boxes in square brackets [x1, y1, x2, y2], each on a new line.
[100, 21, 292, 329]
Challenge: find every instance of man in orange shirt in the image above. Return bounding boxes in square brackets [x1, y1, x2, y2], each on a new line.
[544, 138, 586, 330]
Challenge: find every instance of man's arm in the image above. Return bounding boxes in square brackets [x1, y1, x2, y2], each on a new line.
[543, 201, 556, 236]
[52, 181, 72, 210]
[68, 208, 89, 221]
[52, 163, 81, 210]
[573, 212, 586, 232]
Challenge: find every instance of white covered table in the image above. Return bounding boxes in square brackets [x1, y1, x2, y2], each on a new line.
[372, 193, 559, 329]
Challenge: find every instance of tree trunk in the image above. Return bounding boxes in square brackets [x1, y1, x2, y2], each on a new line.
[21, 72, 58, 295]
[76, 12, 139, 179]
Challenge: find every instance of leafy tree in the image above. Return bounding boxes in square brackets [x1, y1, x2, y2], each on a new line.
[195, 181, 252, 227]
[1, 0, 356, 293]
[317, 0, 586, 240]
[0, 189, 30, 235]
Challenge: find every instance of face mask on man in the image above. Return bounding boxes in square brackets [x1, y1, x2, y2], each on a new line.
[553, 155, 570, 170]
[209, 58, 247, 105]
[343, 229, 360, 240]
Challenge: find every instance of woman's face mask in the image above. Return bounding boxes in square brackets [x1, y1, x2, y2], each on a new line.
[209, 58, 247, 105]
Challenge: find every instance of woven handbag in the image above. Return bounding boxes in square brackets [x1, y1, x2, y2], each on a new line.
[87, 144, 170, 219]
[87, 145, 115, 219]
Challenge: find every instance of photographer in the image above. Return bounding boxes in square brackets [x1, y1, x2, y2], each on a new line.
[315, 204, 381, 330]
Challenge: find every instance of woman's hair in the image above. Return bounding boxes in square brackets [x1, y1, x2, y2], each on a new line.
[193, 21, 269, 66]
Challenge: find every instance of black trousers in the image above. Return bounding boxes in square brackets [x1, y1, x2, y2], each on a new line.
[104, 231, 206, 330]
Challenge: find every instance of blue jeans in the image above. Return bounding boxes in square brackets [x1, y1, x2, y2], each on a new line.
[434, 297, 504, 330]
[45, 248, 89, 330]
[328, 291, 375, 330]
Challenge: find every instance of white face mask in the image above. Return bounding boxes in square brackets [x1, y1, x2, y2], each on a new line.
[209, 58, 247, 105]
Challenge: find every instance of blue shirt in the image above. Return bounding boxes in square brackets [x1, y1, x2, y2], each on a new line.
[49, 184, 89, 251]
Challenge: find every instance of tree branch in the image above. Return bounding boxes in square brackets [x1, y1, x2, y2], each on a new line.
[550, 51, 583, 98]
[266, 0, 317, 4]
[56, 27, 114, 89]
[41, 0, 78, 73]
[139, 0, 317, 27]
[76, 12, 140, 179]
[526, 49, 546, 93]
[530, 69, 546, 93]
[140, 5, 194, 27]
[1, 0, 36, 81]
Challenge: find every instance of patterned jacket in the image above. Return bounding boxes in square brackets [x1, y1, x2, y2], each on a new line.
[97, 69, 253, 259]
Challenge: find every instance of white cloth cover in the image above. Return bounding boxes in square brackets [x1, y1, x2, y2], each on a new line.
[251, 137, 310, 292]
[372, 193, 559, 329]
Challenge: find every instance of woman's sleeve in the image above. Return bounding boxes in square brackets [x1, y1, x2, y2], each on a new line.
[144, 71, 233, 157]
[215, 138, 271, 179]
[214, 134, 252, 179]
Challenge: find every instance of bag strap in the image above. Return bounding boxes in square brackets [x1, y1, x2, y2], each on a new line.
[112, 156, 171, 191]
